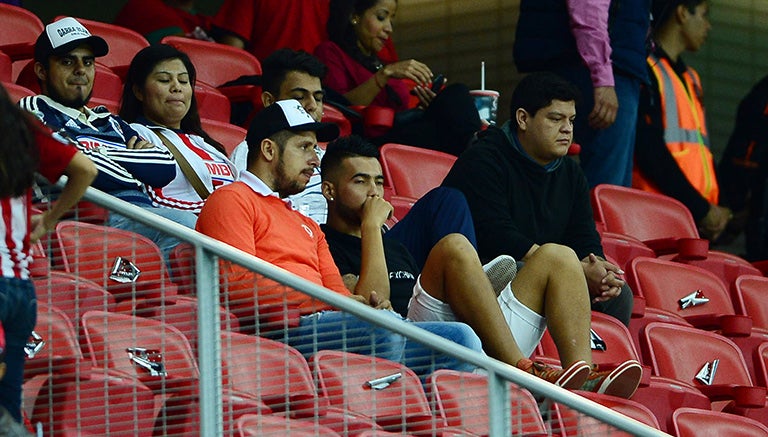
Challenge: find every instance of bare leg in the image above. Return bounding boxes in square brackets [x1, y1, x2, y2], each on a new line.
[420, 236, 592, 368]
[511, 243, 592, 366]
[419, 234, 527, 366]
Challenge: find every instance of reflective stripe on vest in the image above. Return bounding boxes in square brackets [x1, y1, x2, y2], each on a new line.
[634, 54, 718, 204]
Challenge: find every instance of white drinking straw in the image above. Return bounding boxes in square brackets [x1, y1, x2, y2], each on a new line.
[481, 61, 486, 90]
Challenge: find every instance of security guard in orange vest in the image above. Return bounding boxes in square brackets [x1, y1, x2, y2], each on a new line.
[634, 0, 731, 240]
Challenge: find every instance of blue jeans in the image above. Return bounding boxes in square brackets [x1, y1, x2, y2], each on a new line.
[386, 187, 477, 270]
[556, 67, 641, 188]
[0, 277, 37, 423]
[107, 204, 197, 268]
[275, 310, 479, 380]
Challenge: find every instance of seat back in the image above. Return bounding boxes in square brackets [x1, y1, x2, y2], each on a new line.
[321, 103, 353, 137]
[160, 36, 262, 88]
[201, 118, 247, 157]
[33, 271, 115, 324]
[591, 184, 699, 241]
[600, 232, 656, 275]
[311, 350, 433, 424]
[672, 407, 768, 437]
[0, 52, 11, 82]
[2, 81, 34, 102]
[221, 331, 325, 415]
[55, 221, 176, 301]
[169, 242, 196, 295]
[557, 391, 660, 435]
[80, 310, 198, 381]
[734, 275, 768, 329]
[429, 369, 547, 435]
[236, 414, 339, 437]
[379, 143, 457, 200]
[27, 304, 86, 380]
[541, 311, 642, 367]
[629, 257, 734, 317]
[643, 322, 753, 386]
[59, 16, 149, 73]
[196, 82, 231, 123]
[0, 4, 43, 46]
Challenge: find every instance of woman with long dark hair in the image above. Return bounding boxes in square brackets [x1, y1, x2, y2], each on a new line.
[0, 84, 96, 424]
[121, 44, 237, 214]
[316, 0, 482, 156]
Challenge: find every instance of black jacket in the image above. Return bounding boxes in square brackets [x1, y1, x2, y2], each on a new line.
[442, 124, 604, 262]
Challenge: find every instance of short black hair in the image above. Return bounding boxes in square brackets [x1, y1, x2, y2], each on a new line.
[321, 135, 380, 181]
[261, 48, 328, 96]
[651, 0, 708, 31]
[509, 72, 580, 130]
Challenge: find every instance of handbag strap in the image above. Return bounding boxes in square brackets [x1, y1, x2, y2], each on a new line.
[151, 129, 211, 200]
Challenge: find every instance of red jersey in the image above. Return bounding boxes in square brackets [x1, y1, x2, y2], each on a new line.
[1, 128, 76, 279]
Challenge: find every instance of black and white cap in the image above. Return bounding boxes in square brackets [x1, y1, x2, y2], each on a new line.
[34, 17, 109, 62]
[246, 100, 339, 147]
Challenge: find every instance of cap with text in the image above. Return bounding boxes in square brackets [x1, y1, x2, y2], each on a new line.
[35, 17, 109, 62]
[246, 100, 339, 147]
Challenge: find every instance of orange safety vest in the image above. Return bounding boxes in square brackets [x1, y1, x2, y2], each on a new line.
[633, 54, 719, 204]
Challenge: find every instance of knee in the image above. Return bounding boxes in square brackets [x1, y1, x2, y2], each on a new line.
[534, 243, 581, 268]
[432, 233, 476, 263]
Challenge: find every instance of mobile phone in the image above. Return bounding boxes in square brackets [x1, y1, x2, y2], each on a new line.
[410, 74, 446, 95]
[430, 74, 446, 92]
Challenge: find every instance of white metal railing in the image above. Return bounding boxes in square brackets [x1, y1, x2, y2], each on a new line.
[69, 185, 667, 436]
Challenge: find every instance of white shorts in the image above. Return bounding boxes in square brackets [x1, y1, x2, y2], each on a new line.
[406, 275, 546, 358]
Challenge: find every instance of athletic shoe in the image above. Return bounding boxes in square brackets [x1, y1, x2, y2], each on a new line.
[581, 360, 642, 399]
[516, 358, 591, 390]
[483, 254, 518, 296]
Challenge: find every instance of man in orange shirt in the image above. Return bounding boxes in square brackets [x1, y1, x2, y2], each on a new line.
[197, 100, 481, 376]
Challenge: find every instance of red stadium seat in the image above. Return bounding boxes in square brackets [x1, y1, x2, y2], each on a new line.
[311, 350, 465, 435]
[643, 322, 768, 416]
[221, 331, 384, 435]
[236, 413, 342, 437]
[55, 221, 178, 302]
[201, 118, 246, 157]
[429, 369, 548, 436]
[80, 310, 266, 435]
[196, 81, 231, 123]
[32, 271, 115, 325]
[2, 81, 34, 102]
[672, 407, 768, 437]
[557, 391, 661, 435]
[0, 3, 42, 80]
[734, 275, 768, 330]
[379, 143, 457, 201]
[0, 51, 11, 82]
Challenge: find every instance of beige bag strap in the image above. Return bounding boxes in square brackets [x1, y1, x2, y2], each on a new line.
[152, 129, 211, 200]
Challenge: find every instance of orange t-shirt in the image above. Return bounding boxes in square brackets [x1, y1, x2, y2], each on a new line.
[196, 178, 351, 315]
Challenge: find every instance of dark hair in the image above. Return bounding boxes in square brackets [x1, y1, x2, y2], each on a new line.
[651, 0, 707, 31]
[321, 134, 380, 181]
[261, 49, 328, 96]
[0, 84, 39, 198]
[509, 72, 581, 130]
[328, 0, 389, 72]
[120, 44, 225, 154]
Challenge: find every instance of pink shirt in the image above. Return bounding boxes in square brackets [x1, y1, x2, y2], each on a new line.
[567, 0, 614, 87]
[315, 40, 411, 112]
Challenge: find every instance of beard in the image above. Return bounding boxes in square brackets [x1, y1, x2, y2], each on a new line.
[274, 158, 307, 198]
[45, 80, 92, 109]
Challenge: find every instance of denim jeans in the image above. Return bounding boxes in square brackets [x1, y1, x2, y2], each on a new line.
[274, 309, 479, 381]
[556, 67, 642, 188]
[386, 187, 477, 270]
[107, 204, 198, 268]
[0, 277, 37, 423]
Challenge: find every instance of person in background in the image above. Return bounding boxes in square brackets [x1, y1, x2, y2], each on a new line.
[197, 101, 482, 379]
[19, 17, 196, 260]
[120, 44, 237, 214]
[317, 0, 482, 156]
[0, 83, 97, 426]
[514, 0, 651, 188]
[634, 0, 731, 241]
[718, 74, 768, 260]
[443, 72, 634, 327]
[114, 0, 217, 44]
[320, 135, 642, 397]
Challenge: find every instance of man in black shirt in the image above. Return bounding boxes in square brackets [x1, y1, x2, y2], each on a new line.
[442, 72, 633, 326]
[320, 135, 642, 399]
